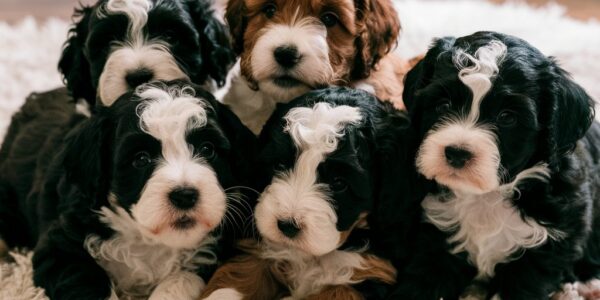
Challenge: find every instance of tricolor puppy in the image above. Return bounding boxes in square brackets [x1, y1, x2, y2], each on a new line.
[393, 31, 600, 300]
[200, 88, 417, 300]
[0, 81, 254, 299]
[221, 0, 407, 134]
[59, 0, 235, 106]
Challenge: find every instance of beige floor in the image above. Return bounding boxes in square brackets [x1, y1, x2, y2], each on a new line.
[0, 0, 599, 23]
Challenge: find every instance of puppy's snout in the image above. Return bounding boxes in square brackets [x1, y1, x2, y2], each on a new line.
[125, 68, 154, 88]
[274, 45, 301, 69]
[445, 146, 473, 169]
[168, 187, 199, 210]
[277, 219, 301, 238]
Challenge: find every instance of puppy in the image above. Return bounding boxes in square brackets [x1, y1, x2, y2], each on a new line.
[0, 81, 255, 299]
[393, 31, 600, 300]
[59, 0, 235, 106]
[221, 0, 407, 134]
[200, 87, 417, 299]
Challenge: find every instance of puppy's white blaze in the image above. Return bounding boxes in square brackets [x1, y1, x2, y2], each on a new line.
[99, 43, 189, 106]
[129, 86, 225, 249]
[256, 104, 362, 256]
[250, 19, 332, 102]
[203, 288, 243, 300]
[86, 206, 216, 296]
[260, 243, 367, 298]
[453, 41, 507, 123]
[417, 41, 507, 193]
[423, 163, 564, 278]
[416, 121, 500, 194]
[105, 0, 152, 47]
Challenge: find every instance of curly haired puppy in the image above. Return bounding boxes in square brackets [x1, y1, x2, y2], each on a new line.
[221, 0, 408, 134]
[0, 81, 255, 299]
[59, 0, 235, 107]
[393, 31, 600, 300]
[199, 88, 419, 300]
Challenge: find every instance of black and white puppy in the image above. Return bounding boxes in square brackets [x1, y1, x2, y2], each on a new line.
[394, 31, 600, 300]
[0, 81, 254, 299]
[59, 0, 235, 106]
[200, 88, 417, 299]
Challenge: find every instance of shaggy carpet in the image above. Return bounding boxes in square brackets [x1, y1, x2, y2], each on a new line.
[0, 0, 599, 299]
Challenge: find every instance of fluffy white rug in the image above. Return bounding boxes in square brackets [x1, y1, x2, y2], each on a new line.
[0, 0, 599, 299]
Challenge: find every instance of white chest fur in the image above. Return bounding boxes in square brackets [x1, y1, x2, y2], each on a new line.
[261, 245, 366, 299]
[422, 189, 559, 278]
[85, 207, 216, 298]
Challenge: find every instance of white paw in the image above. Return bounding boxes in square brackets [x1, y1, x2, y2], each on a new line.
[149, 272, 205, 300]
[202, 288, 243, 300]
[577, 279, 600, 300]
[490, 294, 501, 300]
[551, 283, 583, 300]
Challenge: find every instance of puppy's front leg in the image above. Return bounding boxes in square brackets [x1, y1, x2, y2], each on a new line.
[491, 246, 571, 300]
[199, 254, 282, 300]
[149, 271, 205, 300]
[33, 229, 113, 300]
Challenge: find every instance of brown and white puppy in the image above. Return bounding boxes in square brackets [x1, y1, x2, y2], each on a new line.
[220, 0, 407, 134]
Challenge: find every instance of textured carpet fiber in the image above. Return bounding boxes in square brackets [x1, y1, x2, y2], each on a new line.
[0, 1, 599, 299]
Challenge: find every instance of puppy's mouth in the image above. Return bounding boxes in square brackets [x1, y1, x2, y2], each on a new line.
[172, 216, 197, 230]
[272, 75, 305, 88]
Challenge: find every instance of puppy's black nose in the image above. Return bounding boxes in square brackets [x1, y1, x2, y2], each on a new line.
[445, 146, 473, 169]
[277, 219, 301, 238]
[125, 68, 154, 88]
[168, 187, 199, 210]
[274, 45, 301, 69]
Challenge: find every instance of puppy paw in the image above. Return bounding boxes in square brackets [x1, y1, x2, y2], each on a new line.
[551, 283, 583, 300]
[202, 288, 243, 300]
[577, 279, 600, 300]
[149, 272, 205, 300]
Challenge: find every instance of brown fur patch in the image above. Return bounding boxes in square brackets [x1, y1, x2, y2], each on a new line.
[305, 284, 365, 300]
[338, 212, 369, 247]
[225, 0, 400, 87]
[0, 239, 9, 261]
[350, 254, 397, 285]
[363, 53, 410, 109]
[199, 252, 286, 299]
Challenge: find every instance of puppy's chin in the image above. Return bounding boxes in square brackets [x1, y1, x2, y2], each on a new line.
[432, 172, 500, 195]
[142, 216, 212, 249]
[258, 80, 312, 103]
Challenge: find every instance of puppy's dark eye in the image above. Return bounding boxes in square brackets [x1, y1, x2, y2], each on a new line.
[320, 12, 338, 27]
[497, 110, 518, 127]
[199, 142, 216, 160]
[330, 177, 348, 193]
[435, 100, 451, 114]
[262, 3, 276, 18]
[132, 151, 152, 169]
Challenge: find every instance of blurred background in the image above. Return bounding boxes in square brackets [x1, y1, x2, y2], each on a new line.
[0, 0, 599, 22]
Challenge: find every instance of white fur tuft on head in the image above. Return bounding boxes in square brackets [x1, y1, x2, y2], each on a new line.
[453, 40, 507, 123]
[104, 0, 153, 46]
[136, 84, 208, 145]
[284, 103, 362, 154]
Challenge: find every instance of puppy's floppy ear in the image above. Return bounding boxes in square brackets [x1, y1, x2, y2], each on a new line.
[224, 0, 247, 54]
[58, 5, 95, 106]
[402, 37, 456, 112]
[541, 60, 595, 165]
[352, 0, 401, 80]
[61, 109, 112, 200]
[187, 0, 236, 87]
